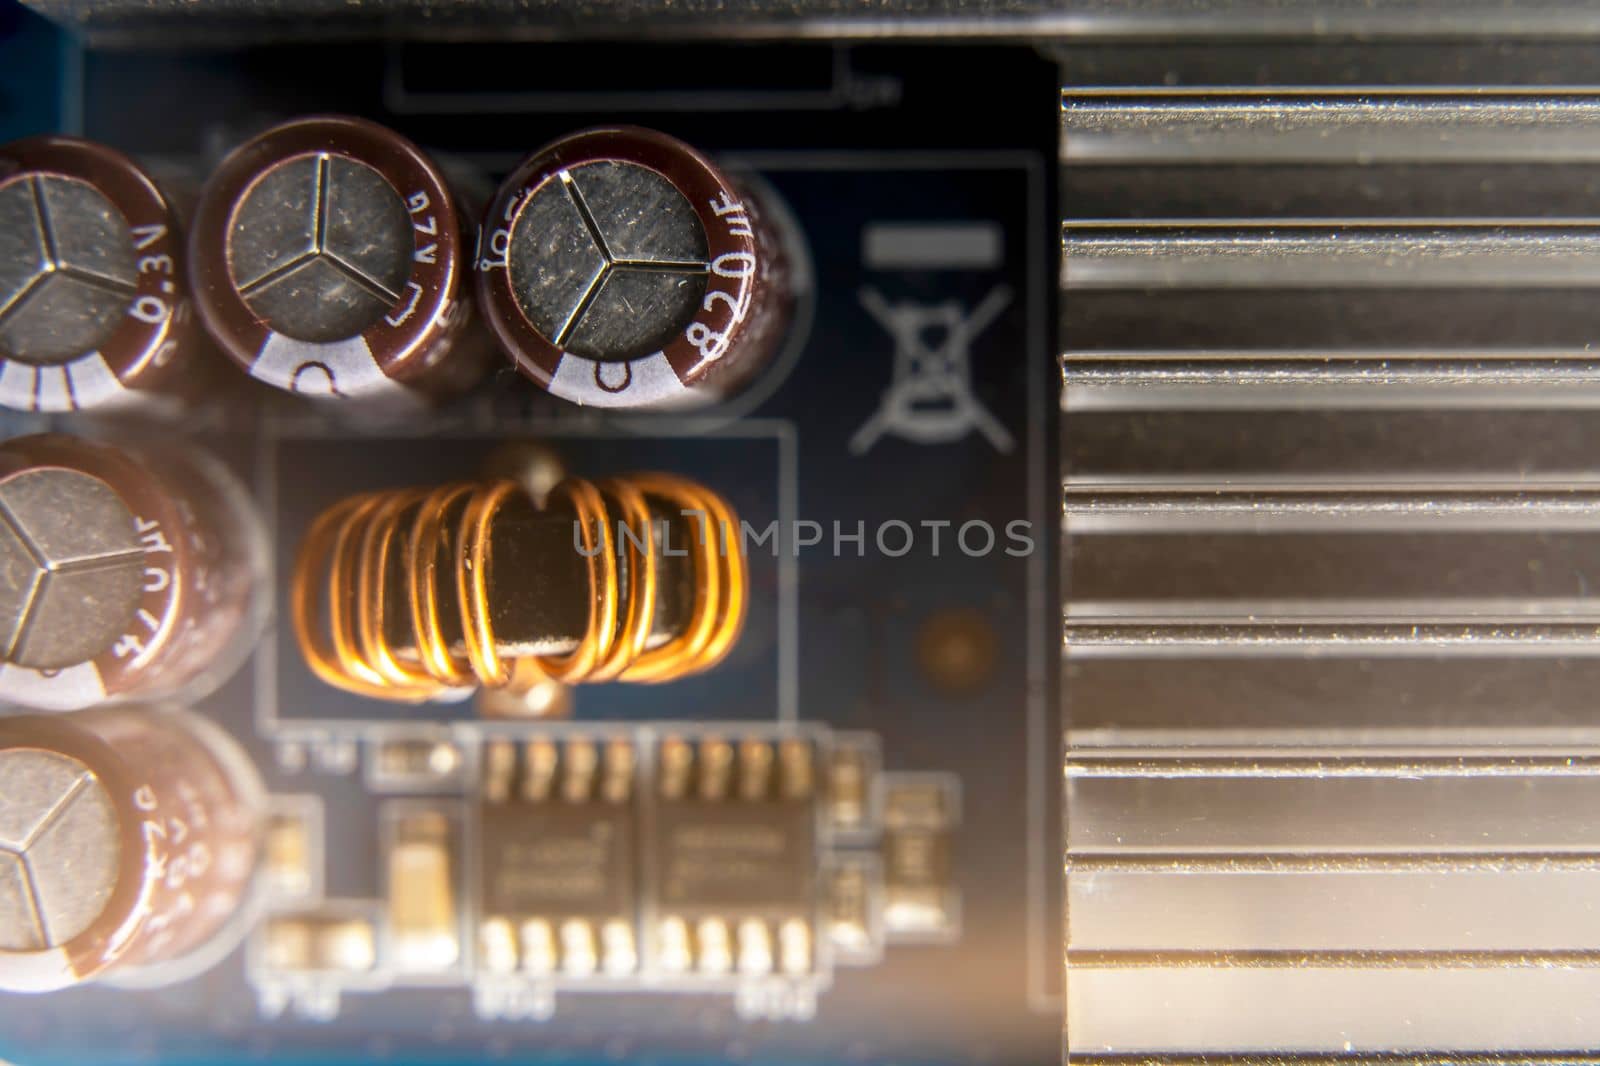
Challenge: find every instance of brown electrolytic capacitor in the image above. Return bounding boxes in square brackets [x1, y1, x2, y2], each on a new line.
[0, 433, 266, 712]
[0, 136, 207, 413]
[0, 706, 263, 993]
[189, 115, 488, 405]
[476, 127, 797, 409]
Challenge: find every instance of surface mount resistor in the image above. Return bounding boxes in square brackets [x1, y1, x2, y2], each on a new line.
[826, 738, 878, 834]
[263, 811, 314, 900]
[260, 913, 377, 975]
[386, 809, 460, 972]
[881, 778, 960, 938]
[369, 737, 465, 790]
[826, 859, 877, 959]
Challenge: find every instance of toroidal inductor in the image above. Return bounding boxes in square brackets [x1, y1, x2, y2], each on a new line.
[291, 472, 748, 702]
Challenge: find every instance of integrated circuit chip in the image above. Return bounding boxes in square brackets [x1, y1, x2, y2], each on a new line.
[651, 738, 818, 977]
[478, 738, 638, 977]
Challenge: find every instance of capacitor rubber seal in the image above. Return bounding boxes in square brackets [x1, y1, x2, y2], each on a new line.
[189, 115, 478, 403]
[0, 136, 197, 413]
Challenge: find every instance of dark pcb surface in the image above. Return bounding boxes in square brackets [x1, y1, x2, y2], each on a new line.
[0, 42, 1060, 1066]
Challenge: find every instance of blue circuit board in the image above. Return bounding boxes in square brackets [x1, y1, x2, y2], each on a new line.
[0, 34, 1060, 1066]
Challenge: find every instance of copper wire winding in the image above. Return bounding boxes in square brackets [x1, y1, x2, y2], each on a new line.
[291, 474, 748, 702]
